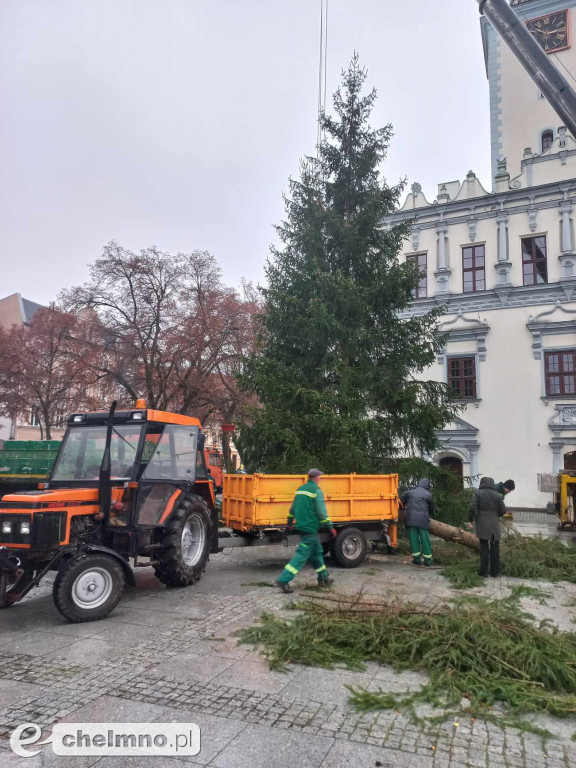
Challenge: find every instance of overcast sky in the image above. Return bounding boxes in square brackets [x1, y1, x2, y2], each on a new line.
[0, 0, 491, 304]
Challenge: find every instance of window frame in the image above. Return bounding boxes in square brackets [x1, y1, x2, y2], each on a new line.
[541, 129, 554, 152]
[462, 244, 486, 294]
[406, 252, 427, 299]
[544, 349, 576, 397]
[446, 355, 478, 400]
[521, 235, 548, 286]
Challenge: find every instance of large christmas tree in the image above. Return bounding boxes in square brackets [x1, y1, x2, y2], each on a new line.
[238, 55, 455, 473]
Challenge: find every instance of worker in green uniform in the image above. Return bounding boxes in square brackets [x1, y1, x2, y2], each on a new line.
[276, 468, 336, 594]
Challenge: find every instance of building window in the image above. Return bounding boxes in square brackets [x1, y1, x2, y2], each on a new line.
[522, 236, 548, 285]
[406, 253, 427, 299]
[448, 357, 477, 399]
[545, 350, 576, 396]
[462, 245, 485, 293]
[541, 130, 554, 152]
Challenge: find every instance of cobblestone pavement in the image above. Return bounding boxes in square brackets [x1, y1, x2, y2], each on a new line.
[1, 544, 576, 767]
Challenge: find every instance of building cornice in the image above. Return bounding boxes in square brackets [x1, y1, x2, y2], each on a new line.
[526, 300, 576, 358]
[389, 179, 576, 229]
[401, 281, 576, 317]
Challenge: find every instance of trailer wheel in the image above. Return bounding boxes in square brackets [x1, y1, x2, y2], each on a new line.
[331, 527, 368, 568]
[154, 495, 212, 587]
[53, 553, 125, 622]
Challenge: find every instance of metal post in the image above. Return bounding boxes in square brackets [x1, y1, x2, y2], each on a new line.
[477, 0, 576, 140]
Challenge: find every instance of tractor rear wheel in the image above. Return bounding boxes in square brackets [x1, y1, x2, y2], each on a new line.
[154, 495, 212, 587]
[53, 553, 125, 623]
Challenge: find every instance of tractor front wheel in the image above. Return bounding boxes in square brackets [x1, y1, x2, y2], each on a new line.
[154, 496, 212, 587]
[53, 553, 125, 623]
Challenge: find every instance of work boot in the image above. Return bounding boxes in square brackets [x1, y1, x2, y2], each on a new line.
[424, 560, 433, 567]
[411, 558, 422, 567]
[275, 580, 294, 594]
[318, 577, 334, 589]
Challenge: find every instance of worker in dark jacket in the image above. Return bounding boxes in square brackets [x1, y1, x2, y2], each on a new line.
[494, 479, 515, 520]
[494, 479, 515, 497]
[468, 476, 507, 577]
[276, 469, 336, 594]
[401, 478, 435, 567]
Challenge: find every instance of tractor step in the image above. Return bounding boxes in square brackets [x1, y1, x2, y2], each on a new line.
[134, 560, 160, 567]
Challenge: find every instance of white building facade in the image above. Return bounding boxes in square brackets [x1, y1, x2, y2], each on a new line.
[390, 0, 576, 508]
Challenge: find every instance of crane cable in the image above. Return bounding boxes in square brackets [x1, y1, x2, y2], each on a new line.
[316, 0, 329, 153]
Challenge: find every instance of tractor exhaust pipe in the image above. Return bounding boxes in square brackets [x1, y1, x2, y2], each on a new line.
[477, 0, 576, 140]
[99, 401, 117, 524]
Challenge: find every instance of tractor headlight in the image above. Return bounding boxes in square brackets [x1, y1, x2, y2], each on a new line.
[20, 521, 30, 535]
[131, 411, 144, 420]
[2, 521, 12, 534]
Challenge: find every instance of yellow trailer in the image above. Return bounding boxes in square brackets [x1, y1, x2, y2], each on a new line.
[219, 473, 399, 568]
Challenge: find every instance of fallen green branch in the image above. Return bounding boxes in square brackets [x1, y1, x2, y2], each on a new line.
[237, 590, 576, 722]
[439, 535, 576, 589]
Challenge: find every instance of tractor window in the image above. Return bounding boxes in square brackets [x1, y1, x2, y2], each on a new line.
[142, 425, 198, 481]
[209, 454, 222, 467]
[51, 425, 142, 481]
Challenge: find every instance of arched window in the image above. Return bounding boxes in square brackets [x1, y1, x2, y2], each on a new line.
[439, 456, 464, 493]
[541, 130, 554, 153]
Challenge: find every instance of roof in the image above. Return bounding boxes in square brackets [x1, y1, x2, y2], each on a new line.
[20, 297, 43, 324]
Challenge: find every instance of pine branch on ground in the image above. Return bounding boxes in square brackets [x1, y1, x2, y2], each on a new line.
[237, 590, 576, 724]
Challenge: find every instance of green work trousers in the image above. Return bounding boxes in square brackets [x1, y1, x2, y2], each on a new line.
[277, 533, 329, 583]
[407, 527, 432, 565]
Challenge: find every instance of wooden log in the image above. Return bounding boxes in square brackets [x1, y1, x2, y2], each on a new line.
[429, 518, 480, 552]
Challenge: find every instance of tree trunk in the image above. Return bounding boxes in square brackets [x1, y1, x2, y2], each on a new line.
[429, 519, 479, 552]
[221, 431, 233, 474]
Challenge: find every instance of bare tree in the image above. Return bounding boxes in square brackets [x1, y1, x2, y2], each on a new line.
[62, 243, 259, 431]
[0, 307, 98, 439]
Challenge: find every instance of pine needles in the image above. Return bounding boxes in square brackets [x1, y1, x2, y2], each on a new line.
[238, 591, 576, 720]
[440, 535, 576, 589]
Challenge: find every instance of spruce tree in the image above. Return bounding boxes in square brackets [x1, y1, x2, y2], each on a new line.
[238, 55, 455, 473]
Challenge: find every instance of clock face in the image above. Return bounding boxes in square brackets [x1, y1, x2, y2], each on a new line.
[526, 11, 569, 54]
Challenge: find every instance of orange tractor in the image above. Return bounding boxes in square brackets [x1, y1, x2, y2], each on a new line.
[0, 401, 218, 622]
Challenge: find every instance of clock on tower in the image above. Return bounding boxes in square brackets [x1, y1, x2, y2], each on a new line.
[525, 10, 570, 53]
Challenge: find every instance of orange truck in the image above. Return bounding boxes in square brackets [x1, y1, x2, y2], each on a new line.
[204, 447, 224, 491]
[0, 401, 398, 622]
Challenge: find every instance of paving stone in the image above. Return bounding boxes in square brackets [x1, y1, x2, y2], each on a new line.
[0, 682, 47, 708]
[153, 708, 246, 765]
[210, 660, 296, 694]
[5, 633, 75, 658]
[280, 667, 374, 708]
[320, 739, 434, 767]
[148, 654, 235, 684]
[209, 723, 333, 768]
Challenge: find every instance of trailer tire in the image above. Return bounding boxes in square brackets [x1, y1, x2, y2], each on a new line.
[154, 495, 212, 587]
[53, 553, 125, 623]
[330, 527, 368, 568]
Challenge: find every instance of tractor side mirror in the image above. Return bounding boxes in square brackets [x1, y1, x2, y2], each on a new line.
[198, 433, 206, 450]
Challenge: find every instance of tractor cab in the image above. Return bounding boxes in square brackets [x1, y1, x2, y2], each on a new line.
[0, 402, 217, 622]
